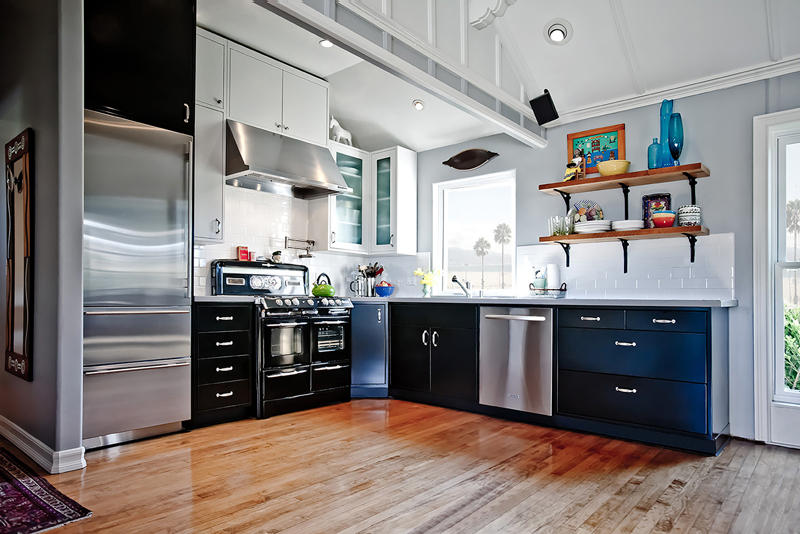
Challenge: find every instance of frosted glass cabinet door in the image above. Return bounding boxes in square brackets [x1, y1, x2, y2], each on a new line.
[371, 149, 397, 254]
[331, 143, 370, 253]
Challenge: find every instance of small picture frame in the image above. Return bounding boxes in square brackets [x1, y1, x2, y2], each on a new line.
[567, 124, 626, 175]
[642, 193, 671, 229]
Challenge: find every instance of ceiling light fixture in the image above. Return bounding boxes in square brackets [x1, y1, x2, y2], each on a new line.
[412, 99, 425, 111]
[544, 19, 573, 46]
[319, 39, 334, 48]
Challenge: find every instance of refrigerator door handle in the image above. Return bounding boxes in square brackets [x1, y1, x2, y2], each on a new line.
[84, 309, 190, 316]
[84, 359, 190, 376]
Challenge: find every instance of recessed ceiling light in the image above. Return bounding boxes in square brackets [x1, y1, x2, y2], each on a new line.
[319, 39, 334, 48]
[412, 99, 425, 111]
[544, 19, 573, 46]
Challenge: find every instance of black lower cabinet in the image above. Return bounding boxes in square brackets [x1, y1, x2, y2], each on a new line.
[389, 305, 479, 409]
[351, 303, 388, 397]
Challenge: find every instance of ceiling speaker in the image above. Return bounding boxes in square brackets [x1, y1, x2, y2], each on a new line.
[529, 89, 559, 126]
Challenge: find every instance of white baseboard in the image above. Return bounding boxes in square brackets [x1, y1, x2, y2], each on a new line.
[0, 414, 85, 474]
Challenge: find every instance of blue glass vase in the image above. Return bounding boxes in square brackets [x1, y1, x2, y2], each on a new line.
[648, 138, 660, 169]
[668, 113, 684, 166]
[659, 99, 673, 168]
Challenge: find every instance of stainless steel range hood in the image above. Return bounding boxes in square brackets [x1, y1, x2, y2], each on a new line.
[225, 120, 351, 199]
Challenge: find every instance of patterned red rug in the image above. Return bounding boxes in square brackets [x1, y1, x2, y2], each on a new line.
[0, 448, 90, 534]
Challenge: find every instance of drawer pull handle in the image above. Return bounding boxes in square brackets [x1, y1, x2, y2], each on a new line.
[653, 318, 676, 324]
[316, 365, 344, 371]
[615, 341, 637, 347]
[422, 330, 429, 346]
[216, 341, 234, 346]
[266, 369, 307, 378]
[615, 387, 637, 394]
[216, 316, 234, 321]
[216, 366, 234, 372]
[216, 391, 234, 398]
[580, 316, 601, 321]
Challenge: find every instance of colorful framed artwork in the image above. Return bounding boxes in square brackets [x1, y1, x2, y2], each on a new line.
[642, 193, 671, 229]
[567, 124, 626, 175]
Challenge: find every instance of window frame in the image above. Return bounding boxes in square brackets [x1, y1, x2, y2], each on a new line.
[432, 170, 517, 296]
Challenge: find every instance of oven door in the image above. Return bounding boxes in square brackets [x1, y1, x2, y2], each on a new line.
[261, 318, 310, 368]
[311, 318, 351, 363]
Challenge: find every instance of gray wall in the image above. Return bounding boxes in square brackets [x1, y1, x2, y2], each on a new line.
[0, 0, 84, 452]
[417, 72, 800, 440]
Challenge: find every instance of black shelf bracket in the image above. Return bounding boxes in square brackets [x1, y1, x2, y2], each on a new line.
[683, 173, 698, 205]
[684, 234, 698, 263]
[619, 239, 629, 273]
[554, 189, 571, 214]
[619, 183, 631, 220]
[558, 242, 571, 267]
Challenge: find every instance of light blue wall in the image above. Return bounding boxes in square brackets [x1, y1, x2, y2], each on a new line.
[417, 72, 800, 440]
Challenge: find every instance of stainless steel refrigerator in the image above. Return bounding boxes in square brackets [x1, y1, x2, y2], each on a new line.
[83, 110, 192, 449]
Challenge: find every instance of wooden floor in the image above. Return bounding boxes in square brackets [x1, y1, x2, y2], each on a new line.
[6, 400, 800, 533]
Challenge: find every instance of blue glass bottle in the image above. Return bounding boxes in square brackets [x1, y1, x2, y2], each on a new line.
[668, 113, 684, 166]
[659, 99, 673, 168]
[648, 138, 660, 169]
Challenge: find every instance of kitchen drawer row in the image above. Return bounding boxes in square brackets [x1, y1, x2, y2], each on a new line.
[385, 303, 729, 455]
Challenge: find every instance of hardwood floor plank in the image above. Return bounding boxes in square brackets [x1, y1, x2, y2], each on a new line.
[0, 401, 792, 534]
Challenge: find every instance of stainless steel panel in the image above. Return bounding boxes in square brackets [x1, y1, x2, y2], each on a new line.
[82, 357, 191, 439]
[83, 307, 191, 367]
[82, 422, 184, 450]
[480, 307, 553, 416]
[83, 110, 191, 307]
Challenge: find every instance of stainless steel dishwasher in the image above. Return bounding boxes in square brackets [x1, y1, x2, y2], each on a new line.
[479, 307, 553, 416]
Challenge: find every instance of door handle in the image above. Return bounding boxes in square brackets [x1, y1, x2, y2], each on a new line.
[652, 318, 676, 324]
[315, 320, 348, 325]
[580, 316, 601, 322]
[422, 330, 428, 346]
[615, 341, 637, 347]
[377, 309, 382, 323]
[390, 234, 394, 247]
[84, 309, 190, 316]
[485, 315, 547, 322]
[215, 218, 221, 234]
[184, 103, 190, 123]
[216, 316, 234, 321]
[84, 360, 190, 376]
[331, 231, 336, 244]
[266, 369, 307, 378]
[615, 387, 637, 394]
[216, 391, 234, 398]
[267, 322, 307, 328]
[316, 365, 347, 371]
[432, 331, 439, 347]
[216, 366, 234, 372]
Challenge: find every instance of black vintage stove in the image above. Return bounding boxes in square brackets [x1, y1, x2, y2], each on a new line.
[211, 260, 353, 418]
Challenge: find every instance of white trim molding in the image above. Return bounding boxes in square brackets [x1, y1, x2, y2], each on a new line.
[468, 0, 516, 30]
[753, 107, 800, 443]
[0, 414, 86, 474]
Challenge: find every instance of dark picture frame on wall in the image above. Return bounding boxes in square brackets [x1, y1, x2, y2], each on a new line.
[567, 123, 626, 175]
[5, 128, 35, 381]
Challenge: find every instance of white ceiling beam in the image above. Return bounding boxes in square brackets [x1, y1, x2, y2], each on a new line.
[261, 0, 547, 148]
[765, 0, 782, 62]
[340, 0, 538, 121]
[549, 56, 800, 127]
[609, 0, 645, 96]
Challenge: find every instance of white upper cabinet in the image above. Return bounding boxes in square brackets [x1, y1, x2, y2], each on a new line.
[228, 47, 284, 135]
[369, 146, 417, 256]
[194, 105, 225, 242]
[228, 43, 330, 147]
[195, 31, 226, 109]
[282, 72, 329, 146]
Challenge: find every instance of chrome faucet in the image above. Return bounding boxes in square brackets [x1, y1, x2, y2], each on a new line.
[451, 275, 472, 297]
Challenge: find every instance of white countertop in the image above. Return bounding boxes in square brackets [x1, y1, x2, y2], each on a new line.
[349, 296, 738, 307]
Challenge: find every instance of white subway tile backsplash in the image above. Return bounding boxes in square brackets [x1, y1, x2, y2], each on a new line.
[517, 233, 734, 301]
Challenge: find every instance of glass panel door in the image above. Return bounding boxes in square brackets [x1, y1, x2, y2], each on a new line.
[333, 151, 364, 247]
[375, 156, 392, 246]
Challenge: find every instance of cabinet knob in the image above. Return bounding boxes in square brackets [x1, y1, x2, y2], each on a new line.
[214, 97, 223, 104]
[275, 123, 282, 129]
[284, 125, 289, 131]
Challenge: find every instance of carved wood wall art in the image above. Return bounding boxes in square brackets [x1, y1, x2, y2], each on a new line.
[5, 128, 34, 381]
[442, 149, 499, 171]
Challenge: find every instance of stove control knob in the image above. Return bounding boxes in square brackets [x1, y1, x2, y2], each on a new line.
[321, 298, 329, 306]
[292, 298, 300, 306]
[307, 299, 314, 305]
[335, 299, 342, 305]
[275, 299, 283, 306]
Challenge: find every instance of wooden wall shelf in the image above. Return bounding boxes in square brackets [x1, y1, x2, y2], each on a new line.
[539, 163, 710, 196]
[539, 226, 709, 244]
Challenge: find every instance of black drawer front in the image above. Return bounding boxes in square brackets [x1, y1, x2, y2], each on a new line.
[198, 331, 251, 358]
[626, 310, 707, 333]
[197, 305, 251, 332]
[198, 380, 252, 411]
[391, 304, 478, 329]
[558, 370, 707, 434]
[312, 363, 351, 391]
[198, 355, 251, 385]
[262, 366, 311, 400]
[558, 327, 706, 383]
[558, 308, 624, 329]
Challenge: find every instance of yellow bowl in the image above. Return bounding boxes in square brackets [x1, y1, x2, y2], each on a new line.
[596, 160, 631, 176]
